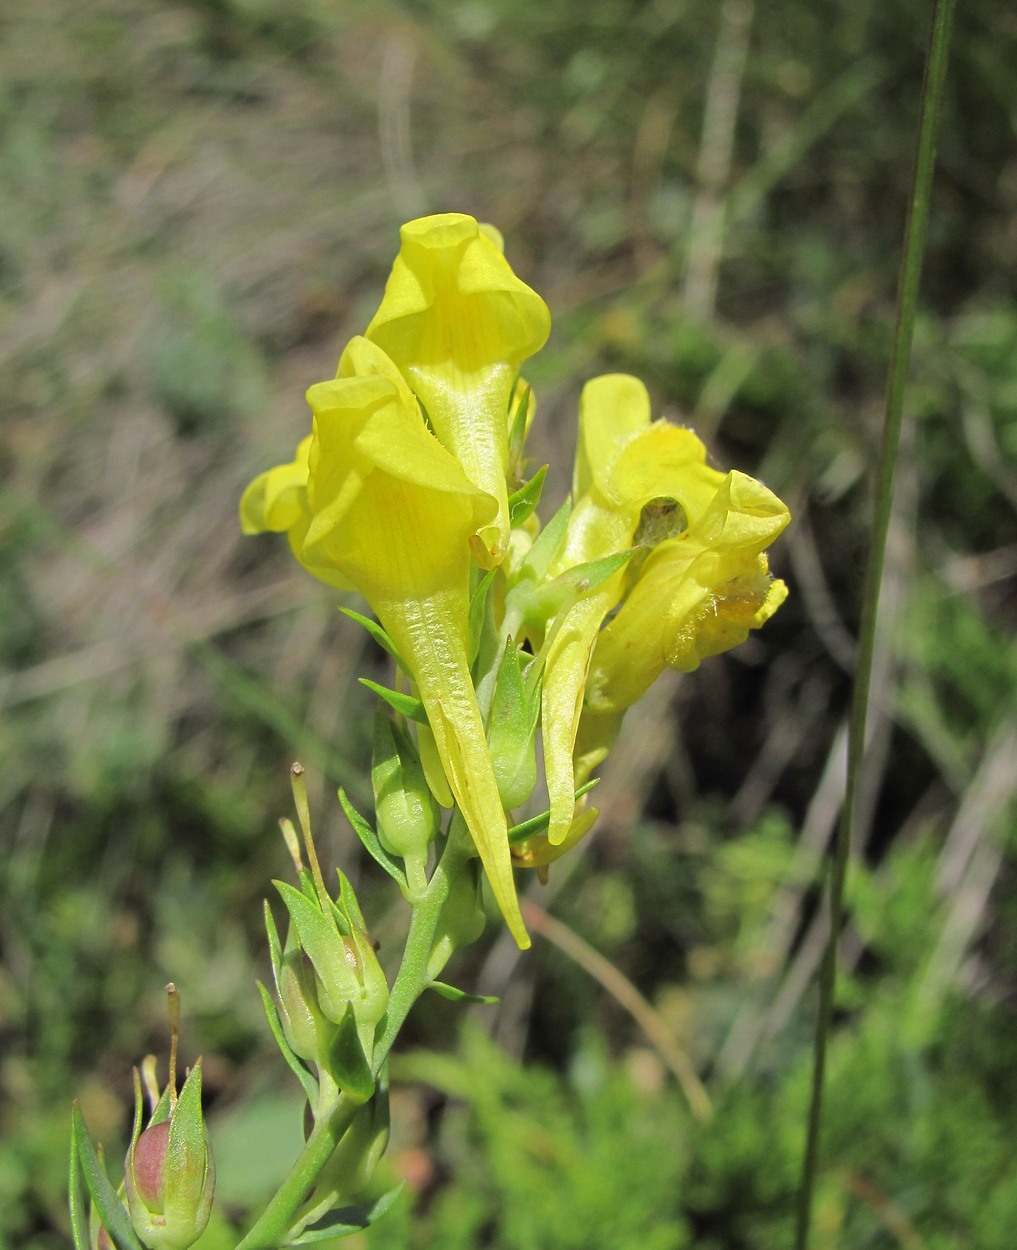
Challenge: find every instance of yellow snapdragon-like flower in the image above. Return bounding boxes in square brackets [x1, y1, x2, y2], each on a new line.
[240, 336, 529, 949]
[537, 374, 789, 845]
[364, 213, 550, 568]
[573, 415, 790, 785]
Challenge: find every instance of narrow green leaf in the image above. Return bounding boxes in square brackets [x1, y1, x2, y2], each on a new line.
[468, 568, 498, 665]
[286, 1185, 404, 1244]
[507, 381, 531, 469]
[428, 981, 499, 1005]
[339, 608, 404, 667]
[68, 1114, 90, 1250]
[358, 679, 426, 724]
[508, 464, 548, 527]
[517, 496, 571, 583]
[546, 547, 633, 601]
[71, 1105, 146, 1250]
[327, 1006, 375, 1104]
[338, 789, 408, 889]
[506, 779, 601, 845]
[256, 982, 319, 1104]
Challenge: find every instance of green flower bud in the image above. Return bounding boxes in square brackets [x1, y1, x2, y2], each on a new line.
[125, 1062, 215, 1250]
[275, 934, 338, 1069]
[371, 707, 439, 863]
[486, 640, 541, 810]
[276, 872, 389, 1070]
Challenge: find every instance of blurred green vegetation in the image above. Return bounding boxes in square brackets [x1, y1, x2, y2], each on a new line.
[2, 0, 1016, 1247]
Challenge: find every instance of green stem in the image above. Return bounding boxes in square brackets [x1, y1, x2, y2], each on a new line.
[374, 814, 474, 1064]
[793, 1, 956, 1247]
[235, 1096, 359, 1250]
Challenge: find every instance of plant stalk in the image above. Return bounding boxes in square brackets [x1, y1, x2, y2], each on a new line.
[793, 0, 957, 1245]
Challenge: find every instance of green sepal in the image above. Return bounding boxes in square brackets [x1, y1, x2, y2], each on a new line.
[148, 1082, 173, 1127]
[274, 880, 360, 1023]
[428, 981, 499, 1006]
[507, 381, 531, 472]
[339, 609, 404, 668]
[165, 1060, 208, 1195]
[129, 1066, 145, 1152]
[487, 640, 542, 809]
[336, 870, 369, 935]
[68, 1115, 90, 1250]
[264, 899, 284, 986]
[71, 1105, 146, 1250]
[327, 1006, 376, 1105]
[285, 1185, 404, 1245]
[468, 568, 498, 665]
[358, 679, 427, 724]
[256, 981, 319, 1104]
[297, 866, 321, 905]
[338, 789, 408, 889]
[276, 879, 340, 951]
[506, 779, 601, 845]
[508, 463, 547, 527]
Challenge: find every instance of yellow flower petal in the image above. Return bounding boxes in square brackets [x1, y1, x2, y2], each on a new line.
[240, 434, 312, 535]
[582, 470, 791, 719]
[239, 434, 352, 590]
[365, 213, 550, 567]
[541, 375, 790, 840]
[539, 375, 718, 844]
[301, 371, 530, 948]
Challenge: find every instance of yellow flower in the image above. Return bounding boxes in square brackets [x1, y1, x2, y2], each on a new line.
[575, 474, 789, 786]
[240, 434, 346, 586]
[365, 213, 551, 568]
[535, 376, 700, 844]
[539, 374, 789, 839]
[240, 337, 529, 948]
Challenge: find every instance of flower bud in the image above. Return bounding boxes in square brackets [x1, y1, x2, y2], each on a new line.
[371, 707, 439, 864]
[125, 1062, 215, 1250]
[275, 872, 389, 1072]
[275, 935, 337, 1069]
[486, 640, 540, 810]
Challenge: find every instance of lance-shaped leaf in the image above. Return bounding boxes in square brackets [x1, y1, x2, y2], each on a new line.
[338, 788, 408, 889]
[286, 1186, 404, 1245]
[71, 1107, 146, 1250]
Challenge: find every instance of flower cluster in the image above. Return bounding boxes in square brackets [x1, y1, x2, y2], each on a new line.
[241, 213, 789, 949]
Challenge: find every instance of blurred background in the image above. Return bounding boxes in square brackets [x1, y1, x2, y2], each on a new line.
[2, 0, 1017, 1246]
